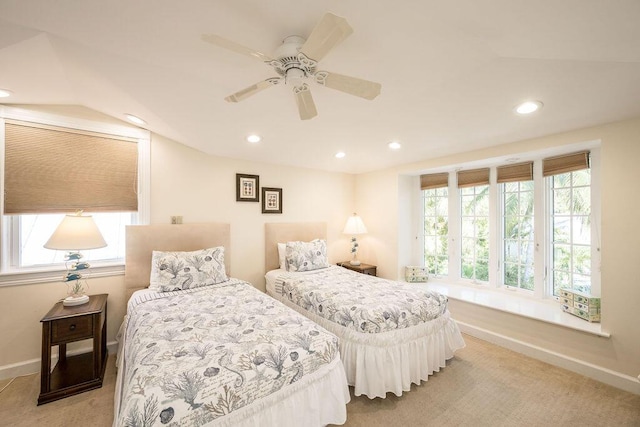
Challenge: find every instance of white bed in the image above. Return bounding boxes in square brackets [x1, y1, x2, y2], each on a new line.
[113, 223, 349, 427]
[265, 222, 466, 399]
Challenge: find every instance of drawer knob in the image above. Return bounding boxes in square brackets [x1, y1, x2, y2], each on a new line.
[69, 324, 76, 331]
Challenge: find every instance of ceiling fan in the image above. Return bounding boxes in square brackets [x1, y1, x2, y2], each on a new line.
[202, 13, 381, 120]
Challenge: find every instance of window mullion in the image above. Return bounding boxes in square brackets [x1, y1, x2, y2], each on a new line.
[533, 160, 546, 299]
[488, 167, 498, 288]
[449, 173, 461, 282]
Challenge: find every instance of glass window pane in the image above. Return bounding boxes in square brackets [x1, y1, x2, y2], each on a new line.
[521, 266, 535, 291]
[553, 217, 571, 243]
[553, 189, 571, 214]
[504, 263, 518, 287]
[572, 169, 590, 187]
[476, 260, 489, 281]
[572, 188, 591, 215]
[553, 244, 571, 271]
[552, 173, 571, 189]
[461, 261, 474, 279]
[424, 217, 436, 235]
[461, 195, 474, 215]
[573, 216, 591, 245]
[573, 245, 591, 275]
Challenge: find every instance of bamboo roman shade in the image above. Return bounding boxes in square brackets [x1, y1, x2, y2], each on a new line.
[543, 151, 590, 177]
[4, 120, 138, 214]
[420, 172, 449, 190]
[497, 161, 533, 183]
[457, 168, 490, 188]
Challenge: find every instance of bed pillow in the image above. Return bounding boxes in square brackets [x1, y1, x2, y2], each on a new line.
[277, 242, 286, 269]
[285, 239, 328, 272]
[149, 246, 228, 292]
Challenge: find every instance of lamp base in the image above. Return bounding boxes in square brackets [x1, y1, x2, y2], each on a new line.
[349, 260, 361, 266]
[63, 294, 90, 307]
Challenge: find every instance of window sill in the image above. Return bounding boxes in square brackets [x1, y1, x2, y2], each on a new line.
[0, 263, 124, 287]
[421, 280, 609, 338]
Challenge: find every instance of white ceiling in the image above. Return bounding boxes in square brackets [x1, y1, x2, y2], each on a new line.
[1, 0, 639, 174]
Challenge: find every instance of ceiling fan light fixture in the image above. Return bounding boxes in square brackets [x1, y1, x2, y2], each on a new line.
[0, 89, 12, 98]
[247, 134, 261, 143]
[335, 151, 346, 159]
[388, 141, 401, 150]
[516, 101, 543, 115]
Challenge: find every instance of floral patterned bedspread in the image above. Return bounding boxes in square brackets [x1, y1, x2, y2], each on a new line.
[275, 266, 449, 334]
[116, 279, 340, 426]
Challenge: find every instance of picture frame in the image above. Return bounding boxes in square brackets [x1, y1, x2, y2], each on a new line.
[261, 187, 282, 214]
[236, 173, 259, 202]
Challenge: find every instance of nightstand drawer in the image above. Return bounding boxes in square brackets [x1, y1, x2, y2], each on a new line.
[51, 316, 93, 344]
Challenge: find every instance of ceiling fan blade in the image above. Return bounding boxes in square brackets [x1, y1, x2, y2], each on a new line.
[202, 34, 273, 62]
[293, 84, 318, 120]
[300, 13, 353, 62]
[225, 78, 281, 103]
[315, 71, 381, 100]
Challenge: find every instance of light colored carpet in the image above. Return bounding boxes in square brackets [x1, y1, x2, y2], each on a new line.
[1, 334, 638, 426]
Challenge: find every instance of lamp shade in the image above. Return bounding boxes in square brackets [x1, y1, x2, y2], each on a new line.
[44, 213, 107, 250]
[343, 213, 368, 235]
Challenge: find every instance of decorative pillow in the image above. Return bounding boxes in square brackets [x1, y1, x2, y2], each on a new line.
[285, 239, 328, 272]
[149, 247, 228, 292]
[277, 242, 286, 269]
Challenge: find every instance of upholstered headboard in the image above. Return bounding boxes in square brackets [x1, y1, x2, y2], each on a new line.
[264, 222, 327, 272]
[125, 223, 231, 302]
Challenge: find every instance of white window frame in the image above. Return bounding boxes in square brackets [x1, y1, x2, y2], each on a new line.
[420, 143, 601, 301]
[422, 186, 450, 277]
[0, 106, 150, 286]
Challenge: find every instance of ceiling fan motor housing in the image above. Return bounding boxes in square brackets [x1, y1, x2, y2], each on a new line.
[271, 35, 316, 86]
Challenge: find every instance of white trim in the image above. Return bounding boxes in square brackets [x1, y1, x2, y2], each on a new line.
[425, 280, 609, 337]
[457, 321, 640, 395]
[0, 340, 118, 381]
[0, 263, 124, 287]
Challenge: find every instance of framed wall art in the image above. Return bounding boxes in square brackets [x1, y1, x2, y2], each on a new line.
[261, 187, 282, 214]
[236, 173, 259, 202]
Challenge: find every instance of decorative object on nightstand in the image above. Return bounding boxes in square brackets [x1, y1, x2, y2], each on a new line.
[405, 266, 429, 283]
[343, 213, 367, 266]
[338, 261, 377, 276]
[38, 294, 108, 405]
[44, 211, 107, 307]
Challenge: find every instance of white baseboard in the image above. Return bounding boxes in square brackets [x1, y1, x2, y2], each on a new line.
[0, 341, 118, 382]
[457, 321, 640, 395]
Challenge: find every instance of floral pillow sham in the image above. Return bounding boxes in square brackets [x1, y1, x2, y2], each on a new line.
[285, 239, 328, 272]
[149, 246, 228, 292]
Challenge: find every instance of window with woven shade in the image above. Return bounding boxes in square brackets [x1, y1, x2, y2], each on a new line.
[420, 172, 449, 276]
[4, 120, 138, 215]
[1, 109, 149, 278]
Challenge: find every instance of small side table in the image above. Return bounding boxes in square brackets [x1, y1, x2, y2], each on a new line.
[337, 261, 377, 276]
[38, 293, 108, 405]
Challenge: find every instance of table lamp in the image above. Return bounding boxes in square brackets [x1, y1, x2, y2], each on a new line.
[343, 213, 368, 266]
[44, 212, 107, 306]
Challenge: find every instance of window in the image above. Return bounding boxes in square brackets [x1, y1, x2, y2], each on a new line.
[12, 212, 133, 268]
[0, 107, 150, 280]
[418, 147, 599, 301]
[501, 180, 535, 290]
[549, 168, 592, 296]
[460, 184, 489, 281]
[423, 187, 448, 276]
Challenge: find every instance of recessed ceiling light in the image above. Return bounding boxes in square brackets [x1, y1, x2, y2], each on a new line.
[388, 141, 401, 150]
[515, 101, 543, 115]
[124, 114, 146, 125]
[247, 134, 261, 143]
[0, 89, 12, 98]
[335, 151, 346, 159]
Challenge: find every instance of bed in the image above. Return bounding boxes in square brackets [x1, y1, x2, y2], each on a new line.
[264, 222, 466, 399]
[113, 223, 349, 427]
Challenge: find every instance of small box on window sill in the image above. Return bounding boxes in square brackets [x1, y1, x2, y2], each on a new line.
[405, 266, 428, 283]
[557, 288, 600, 322]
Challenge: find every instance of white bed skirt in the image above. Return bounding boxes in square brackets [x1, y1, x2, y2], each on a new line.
[268, 290, 466, 399]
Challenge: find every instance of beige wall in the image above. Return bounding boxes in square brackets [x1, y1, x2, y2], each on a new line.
[355, 117, 640, 382]
[0, 133, 355, 371]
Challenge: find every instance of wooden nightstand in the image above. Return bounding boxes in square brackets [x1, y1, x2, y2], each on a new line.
[38, 294, 108, 405]
[337, 261, 377, 276]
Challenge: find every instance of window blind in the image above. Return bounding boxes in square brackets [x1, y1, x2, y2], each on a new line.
[420, 172, 449, 190]
[496, 161, 533, 183]
[457, 168, 490, 188]
[543, 151, 590, 177]
[4, 120, 138, 214]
